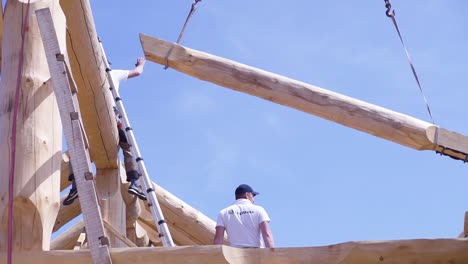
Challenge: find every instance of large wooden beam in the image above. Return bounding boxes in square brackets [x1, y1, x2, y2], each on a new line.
[140, 34, 468, 161]
[0, 0, 64, 251]
[5, 239, 468, 264]
[139, 182, 216, 245]
[59, 0, 119, 169]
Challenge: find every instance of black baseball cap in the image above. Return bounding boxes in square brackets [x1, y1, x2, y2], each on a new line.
[235, 184, 260, 196]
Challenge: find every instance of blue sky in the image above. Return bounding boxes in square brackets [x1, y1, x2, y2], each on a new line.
[89, 1, 468, 247]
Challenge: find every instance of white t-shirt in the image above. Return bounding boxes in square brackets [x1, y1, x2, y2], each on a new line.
[110, 70, 129, 92]
[216, 199, 271, 248]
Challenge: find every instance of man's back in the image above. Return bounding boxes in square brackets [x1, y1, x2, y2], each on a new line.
[217, 199, 270, 248]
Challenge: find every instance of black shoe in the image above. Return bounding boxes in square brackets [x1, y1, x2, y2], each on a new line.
[63, 188, 78, 206]
[128, 182, 147, 201]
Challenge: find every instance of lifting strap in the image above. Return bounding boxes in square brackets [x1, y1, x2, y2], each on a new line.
[383, 0, 436, 124]
[164, 0, 203, 69]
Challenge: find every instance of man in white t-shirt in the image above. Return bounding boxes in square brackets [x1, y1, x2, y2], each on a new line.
[213, 184, 275, 248]
[63, 58, 147, 205]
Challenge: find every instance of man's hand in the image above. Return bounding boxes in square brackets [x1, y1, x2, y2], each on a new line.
[135, 57, 146, 67]
[260, 221, 274, 248]
[128, 58, 146, 79]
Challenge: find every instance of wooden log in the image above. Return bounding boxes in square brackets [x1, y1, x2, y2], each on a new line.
[0, 0, 64, 251]
[139, 215, 200, 246]
[59, 0, 119, 169]
[50, 219, 84, 250]
[4, 239, 468, 264]
[96, 168, 126, 247]
[103, 220, 137, 248]
[53, 178, 216, 246]
[139, 182, 217, 245]
[126, 222, 150, 247]
[118, 164, 149, 247]
[137, 220, 162, 246]
[53, 193, 81, 232]
[140, 34, 468, 161]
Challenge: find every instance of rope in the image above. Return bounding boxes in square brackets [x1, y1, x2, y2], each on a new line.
[8, 1, 31, 263]
[384, 0, 436, 124]
[164, 0, 202, 69]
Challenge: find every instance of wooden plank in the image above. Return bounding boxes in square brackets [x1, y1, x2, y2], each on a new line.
[8, 239, 468, 264]
[140, 34, 468, 161]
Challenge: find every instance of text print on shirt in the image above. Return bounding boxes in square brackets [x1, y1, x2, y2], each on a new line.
[228, 210, 255, 215]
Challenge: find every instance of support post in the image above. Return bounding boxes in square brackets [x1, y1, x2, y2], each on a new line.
[0, 0, 64, 251]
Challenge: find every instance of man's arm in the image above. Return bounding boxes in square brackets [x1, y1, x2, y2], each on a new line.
[127, 57, 146, 79]
[213, 226, 226, 245]
[260, 221, 274, 248]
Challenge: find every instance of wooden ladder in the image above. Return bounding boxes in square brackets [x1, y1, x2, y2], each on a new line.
[36, 8, 112, 264]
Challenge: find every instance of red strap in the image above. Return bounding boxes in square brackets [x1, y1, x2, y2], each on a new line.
[8, 1, 31, 264]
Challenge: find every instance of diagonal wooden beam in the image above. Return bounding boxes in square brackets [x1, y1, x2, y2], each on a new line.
[140, 34, 468, 162]
[51, 219, 85, 250]
[53, 178, 216, 245]
[103, 220, 137, 248]
[137, 219, 163, 246]
[60, 0, 119, 169]
[53, 193, 81, 232]
[144, 182, 216, 245]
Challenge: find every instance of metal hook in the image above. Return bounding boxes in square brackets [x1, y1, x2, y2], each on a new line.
[384, 0, 395, 17]
[192, 0, 202, 11]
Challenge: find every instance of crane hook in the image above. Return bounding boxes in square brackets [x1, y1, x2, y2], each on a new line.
[384, 0, 395, 17]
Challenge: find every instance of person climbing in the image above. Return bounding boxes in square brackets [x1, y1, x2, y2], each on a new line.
[63, 57, 147, 205]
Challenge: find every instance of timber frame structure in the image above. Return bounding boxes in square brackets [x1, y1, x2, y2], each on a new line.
[0, 1, 467, 263]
